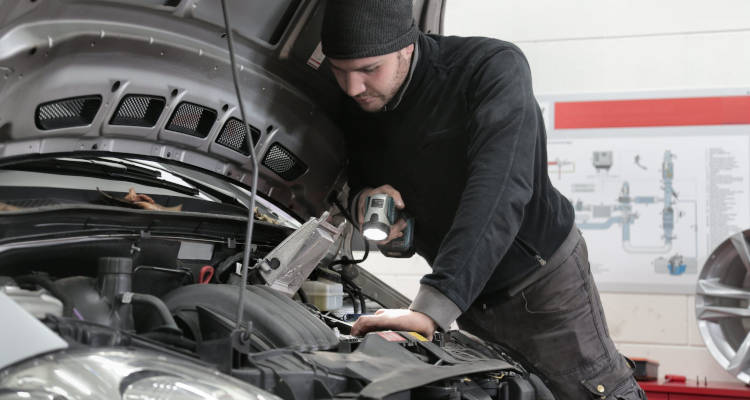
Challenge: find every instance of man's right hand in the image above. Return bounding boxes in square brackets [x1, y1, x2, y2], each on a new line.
[357, 184, 407, 245]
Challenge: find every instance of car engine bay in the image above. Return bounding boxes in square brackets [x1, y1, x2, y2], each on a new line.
[0, 199, 551, 400]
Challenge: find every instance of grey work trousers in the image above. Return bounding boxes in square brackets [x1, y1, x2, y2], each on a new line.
[458, 228, 646, 399]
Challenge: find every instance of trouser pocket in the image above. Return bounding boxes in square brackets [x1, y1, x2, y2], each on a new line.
[580, 363, 645, 399]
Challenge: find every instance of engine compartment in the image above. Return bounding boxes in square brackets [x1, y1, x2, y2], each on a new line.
[0, 209, 551, 400]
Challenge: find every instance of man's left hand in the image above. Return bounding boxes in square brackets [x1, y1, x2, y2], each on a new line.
[351, 309, 437, 340]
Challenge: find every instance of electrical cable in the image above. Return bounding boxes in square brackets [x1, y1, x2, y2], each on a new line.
[330, 195, 356, 228]
[296, 287, 308, 304]
[329, 196, 369, 266]
[215, 252, 244, 283]
[338, 271, 367, 314]
[357, 289, 366, 314]
[328, 195, 370, 312]
[220, 0, 260, 331]
[343, 286, 359, 314]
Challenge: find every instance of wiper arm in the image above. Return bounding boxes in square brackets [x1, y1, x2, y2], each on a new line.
[85, 157, 162, 179]
[4, 158, 200, 197]
[89, 157, 249, 210]
[174, 174, 248, 210]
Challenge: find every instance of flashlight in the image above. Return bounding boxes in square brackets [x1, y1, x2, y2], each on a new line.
[362, 193, 415, 258]
[362, 194, 393, 241]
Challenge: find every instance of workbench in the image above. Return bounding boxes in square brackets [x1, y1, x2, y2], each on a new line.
[639, 380, 750, 399]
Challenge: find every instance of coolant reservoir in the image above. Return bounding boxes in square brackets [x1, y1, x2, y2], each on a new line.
[301, 279, 344, 311]
[0, 286, 63, 318]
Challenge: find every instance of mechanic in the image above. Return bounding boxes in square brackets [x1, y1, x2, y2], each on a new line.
[320, 1, 645, 399]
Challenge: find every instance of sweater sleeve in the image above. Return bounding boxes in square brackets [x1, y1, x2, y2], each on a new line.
[410, 48, 538, 321]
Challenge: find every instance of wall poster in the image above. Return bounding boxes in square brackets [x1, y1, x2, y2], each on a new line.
[539, 90, 750, 293]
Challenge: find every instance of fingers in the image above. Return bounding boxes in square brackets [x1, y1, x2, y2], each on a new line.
[124, 188, 155, 204]
[357, 185, 406, 231]
[138, 193, 155, 204]
[393, 218, 408, 232]
[350, 309, 437, 340]
[351, 315, 374, 336]
[376, 233, 399, 245]
[374, 184, 405, 209]
[351, 314, 403, 337]
[376, 229, 403, 245]
[376, 218, 407, 245]
[124, 188, 138, 202]
[351, 311, 397, 336]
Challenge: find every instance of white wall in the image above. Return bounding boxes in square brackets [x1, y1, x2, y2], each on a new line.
[444, 0, 750, 95]
[361, 0, 750, 384]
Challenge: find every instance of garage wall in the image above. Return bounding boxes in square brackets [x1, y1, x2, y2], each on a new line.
[361, 0, 750, 384]
[444, 0, 750, 95]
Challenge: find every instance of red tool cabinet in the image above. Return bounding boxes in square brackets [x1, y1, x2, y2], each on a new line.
[639, 380, 750, 399]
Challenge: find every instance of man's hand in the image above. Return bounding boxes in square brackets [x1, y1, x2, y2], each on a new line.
[357, 184, 407, 244]
[351, 309, 437, 340]
[123, 188, 182, 212]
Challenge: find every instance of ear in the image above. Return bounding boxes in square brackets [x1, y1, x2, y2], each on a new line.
[401, 43, 415, 58]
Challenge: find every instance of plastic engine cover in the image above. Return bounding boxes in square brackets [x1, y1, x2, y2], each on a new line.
[164, 284, 338, 351]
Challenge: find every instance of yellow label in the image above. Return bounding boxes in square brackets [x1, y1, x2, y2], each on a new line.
[408, 332, 428, 342]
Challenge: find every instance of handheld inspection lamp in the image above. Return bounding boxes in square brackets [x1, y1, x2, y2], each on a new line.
[362, 193, 415, 257]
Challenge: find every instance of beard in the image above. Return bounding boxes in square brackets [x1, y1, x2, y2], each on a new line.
[355, 52, 411, 112]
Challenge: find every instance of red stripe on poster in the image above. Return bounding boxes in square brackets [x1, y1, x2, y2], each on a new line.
[555, 96, 750, 129]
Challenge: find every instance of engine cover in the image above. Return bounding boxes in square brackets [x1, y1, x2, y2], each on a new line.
[164, 284, 338, 351]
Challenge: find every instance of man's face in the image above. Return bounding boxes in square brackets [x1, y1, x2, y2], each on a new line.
[328, 44, 414, 112]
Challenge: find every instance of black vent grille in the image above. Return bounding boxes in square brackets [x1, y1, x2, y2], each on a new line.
[35, 95, 102, 130]
[216, 118, 261, 155]
[166, 102, 217, 138]
[110, 95, 165, 127]
[262, 142, 308, 181]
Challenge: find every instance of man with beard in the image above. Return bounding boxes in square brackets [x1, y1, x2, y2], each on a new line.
[321, 1, 645, 399]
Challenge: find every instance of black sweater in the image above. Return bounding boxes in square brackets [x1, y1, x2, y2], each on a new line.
[343, 33, 575, 314]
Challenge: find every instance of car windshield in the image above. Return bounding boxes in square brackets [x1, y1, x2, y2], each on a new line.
[0, 155, 300, 228]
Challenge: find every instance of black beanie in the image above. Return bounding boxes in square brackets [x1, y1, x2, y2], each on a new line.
[321, 0, 418, 59]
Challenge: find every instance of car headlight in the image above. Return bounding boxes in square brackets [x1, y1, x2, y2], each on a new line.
[0, 348, 280, 400]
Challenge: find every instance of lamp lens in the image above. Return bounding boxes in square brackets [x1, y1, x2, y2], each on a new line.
[363, 227, 388, 241]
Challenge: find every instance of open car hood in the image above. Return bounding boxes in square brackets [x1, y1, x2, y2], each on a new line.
[0, 0, 445, 219]
[0, 0, 356, 219]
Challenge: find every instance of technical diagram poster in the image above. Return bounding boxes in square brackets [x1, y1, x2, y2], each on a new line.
[542, 91, 750, 293]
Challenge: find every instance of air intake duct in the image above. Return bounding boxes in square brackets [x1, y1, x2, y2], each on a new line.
[166, 102, 217, 138]
[216, 118, 261, 155]
[35, 95, 102, 130]
[262, 142, 308, 181]
[110, 94, 165, 127]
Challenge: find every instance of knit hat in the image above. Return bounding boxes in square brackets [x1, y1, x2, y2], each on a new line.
[321, 0, 418, 59]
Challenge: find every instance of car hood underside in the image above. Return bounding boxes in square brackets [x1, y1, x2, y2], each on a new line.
[0, 0, 348, 219]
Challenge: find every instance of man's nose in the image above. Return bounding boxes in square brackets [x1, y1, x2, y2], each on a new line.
[344, 73, 366, 97]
